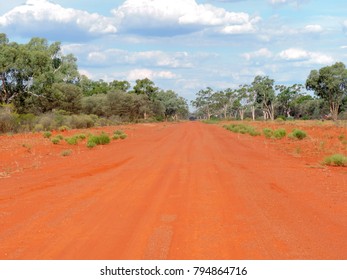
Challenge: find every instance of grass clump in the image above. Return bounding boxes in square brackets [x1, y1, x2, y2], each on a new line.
[273, 128, 287, 139]
[61, 149, 72, 157]
[51, 137, 61, 144]
[65, 136, 79, 145]
[263, 128, 273, 138]
[202, 119, 220, 124]
[289, 129, 307, 140]
[87, 132, 111, 148]
[43, 131, 52, 138]
[323, 154, 347, 167]
[224, 124, 261, 136]
[113, 130, 127, 140]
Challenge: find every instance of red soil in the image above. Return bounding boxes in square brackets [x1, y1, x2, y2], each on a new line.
[0, 121, 346, 259]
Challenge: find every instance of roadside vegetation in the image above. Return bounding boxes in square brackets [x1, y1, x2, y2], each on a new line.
[0, 34, 189, 135]
[323, 154, 347, 167]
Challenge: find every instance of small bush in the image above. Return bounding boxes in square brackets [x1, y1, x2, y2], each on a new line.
[87, 132, 110, 148]
[86, 140, 97, 148]
[224, 124, 260, 136]
[58, 125, 69, 132]
[289, 129, 307, 140]
[51, 137, 61, 144]
[113, 130, 127, 140]
[43, 131, 52, 138]
[56, 134, 64, 140]
[76, 133, 86, 140]
[273, 128, 286, 139]
[65, 136, 79, 145]
[263, 128, 273, 138]
[61, 150, 72, 157]
[323, 154, 347, 167]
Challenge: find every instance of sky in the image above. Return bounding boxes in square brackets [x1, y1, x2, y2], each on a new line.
[1, 0, 347, 101]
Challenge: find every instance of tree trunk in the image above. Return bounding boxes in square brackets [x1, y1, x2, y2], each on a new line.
[330, 102, 339, 121]
[251, 106, 255, 121]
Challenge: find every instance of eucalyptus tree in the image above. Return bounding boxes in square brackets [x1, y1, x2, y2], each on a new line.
[275, 84, 303, 118]
[157, 90, 188, 121]
[0, 33, 80, 113]
[252, 75, 276, 120]
[191, 87, 214, 119]
[306, 62, 347, 121]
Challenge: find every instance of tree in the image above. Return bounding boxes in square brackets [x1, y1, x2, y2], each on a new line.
[275, 84, 303, 118]
[306, 62, 347, 121]
[0, 34, 80, 113]
[109, 80, 131, 92]
[191, 87, 215, 119]
[132, 78, 158, 100]
[252, 75, 275, 120]
[157, 90, 188, 121]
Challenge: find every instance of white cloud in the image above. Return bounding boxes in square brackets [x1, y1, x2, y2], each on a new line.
[269, 0, 308, 6]
[0, 0, 117, 40]
[85, 48, 194, 68]
[126, 69, 177, 81]
[243, 48, 273, 61]
[303, 24, 323, 33]
[112, 0, 260, 36]
[279, 48, 334, 65]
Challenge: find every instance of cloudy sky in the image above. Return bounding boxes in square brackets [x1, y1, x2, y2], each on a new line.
[1, 0, 346, 101]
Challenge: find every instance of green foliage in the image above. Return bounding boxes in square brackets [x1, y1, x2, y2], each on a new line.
[323, 154, 347, 167]
[51, 137, 61, 144]
[263, 128, 273, 138]
[306, 62, 347, 121]
[43, 131, 52, 138]
[202, 119, 220, 124]
[263, 127, 286, 139]
[113, 130, 127, 140]
[59, 126, 69, 132]
[289, 129, 307, 140]
[65, 136, 79, 145]
[224, 123, 261, 136]
[87, 132, 110, 148]
[273, 128, 287, 139]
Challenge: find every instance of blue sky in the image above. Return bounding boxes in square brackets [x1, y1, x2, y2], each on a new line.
[1, 0, 347, 101]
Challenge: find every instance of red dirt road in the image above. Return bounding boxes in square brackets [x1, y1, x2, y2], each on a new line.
[0, 122, 346, 259]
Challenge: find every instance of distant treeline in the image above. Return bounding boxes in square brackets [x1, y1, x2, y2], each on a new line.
[0, 33, 189, 133]
[191, 64, 347, 121]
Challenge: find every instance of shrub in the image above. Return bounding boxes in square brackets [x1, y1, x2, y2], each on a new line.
[289, 129, 307, 140]
[113, 130, 127, 140]
[58, 126, 69, 132]
[0, 108, 19, 133]
[43, 131, 52, 138]
[51, 137, 61, 144]
[273, 128, 286, 139]
[69, 114, 95, 129]
[98, 132, 111, 145]
[86, 140, 97, 148]
[61, 150, 72, 157]
[263, 128, 273, 138]
[323, 154, 347, 167]
[224, 124, 260, 136]
[87, 132, 110, 148]
[276, 116, 286, 121]
[65, 136, 79, 145]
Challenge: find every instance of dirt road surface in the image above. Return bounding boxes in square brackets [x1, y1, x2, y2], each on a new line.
[0, 122, 346, 259]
